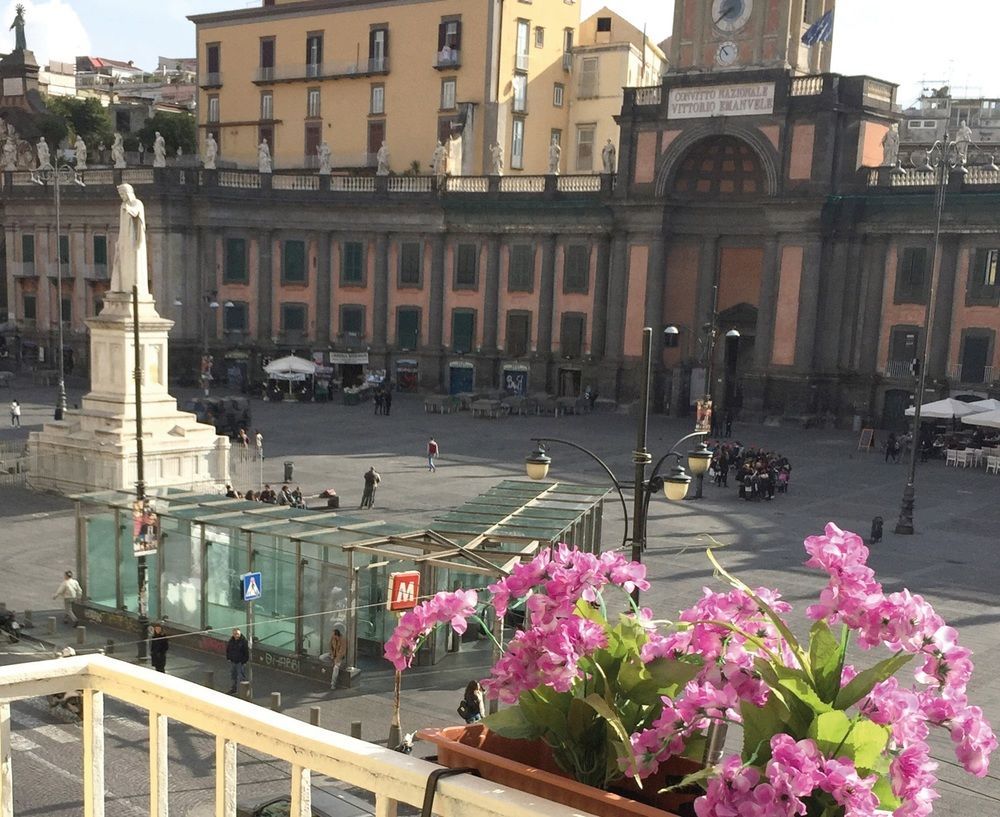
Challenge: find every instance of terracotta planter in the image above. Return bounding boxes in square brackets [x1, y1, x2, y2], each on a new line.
[417, 724, 701, 817]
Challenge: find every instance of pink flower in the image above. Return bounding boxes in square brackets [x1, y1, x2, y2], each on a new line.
[383, 589, 478, 671]
[818, 757, 880, 816]
[948, 705, 998, 777]
[890, 743, 939, 817]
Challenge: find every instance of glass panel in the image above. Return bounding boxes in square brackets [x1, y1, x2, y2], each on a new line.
[86, 512, 118, 608]
[161, 518, 203, 629]
[205, 527, 247, 636]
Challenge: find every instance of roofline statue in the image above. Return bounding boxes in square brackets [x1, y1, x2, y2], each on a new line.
[10, 4, 26, 52]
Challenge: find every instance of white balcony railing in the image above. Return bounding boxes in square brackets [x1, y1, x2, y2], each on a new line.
[790, 76, 824, 97]
[882, 360, 914, 379]
[515, 53, 529, 71]
[949, 363, 995, 383]
[435, 50, 462, 69]
[633, 86, 661, 106]
[0, 654, 588, 817]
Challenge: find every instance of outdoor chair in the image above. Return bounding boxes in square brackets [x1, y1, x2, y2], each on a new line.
[987, 455, 1000, 475]
[945, 449, 959, 467]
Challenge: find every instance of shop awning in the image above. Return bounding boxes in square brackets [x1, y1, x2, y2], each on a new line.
[264, 355, 316, 381]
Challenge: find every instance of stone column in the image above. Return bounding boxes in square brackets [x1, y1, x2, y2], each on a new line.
[202, 228, 218, 347]
[793, 238, 822, 374]
[855, 237, 889, 375]
[483, 235, 501, 351]
[929, 235, 959, 379]
[754, 237, 780, 371]
[316, 232, 332, 343]
[603, 233, 629, 360]
[644, 235, 666, 410]
[257, 230, 273, 343]
[536, 235, 557, 354]
[429, 234, 446, 390]
[372, 234, 389, 347]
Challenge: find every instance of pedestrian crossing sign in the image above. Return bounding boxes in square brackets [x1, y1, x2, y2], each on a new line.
[242, 572, 262, 602]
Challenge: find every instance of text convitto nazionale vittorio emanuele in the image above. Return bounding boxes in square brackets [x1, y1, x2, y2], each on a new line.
[668, 83, 776, 119]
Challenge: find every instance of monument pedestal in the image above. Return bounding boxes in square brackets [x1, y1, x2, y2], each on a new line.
[29, 292, 229, 495]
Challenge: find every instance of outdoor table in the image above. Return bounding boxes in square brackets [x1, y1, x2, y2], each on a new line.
[471, 399, 502, 418]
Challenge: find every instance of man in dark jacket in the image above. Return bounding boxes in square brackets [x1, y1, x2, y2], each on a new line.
[226, 628, 250, 693]
[149, 622, 169, 673]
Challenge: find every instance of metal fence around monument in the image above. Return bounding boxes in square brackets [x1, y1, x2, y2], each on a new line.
[0, 441, 29, 487]
[228, 446, 262, 493]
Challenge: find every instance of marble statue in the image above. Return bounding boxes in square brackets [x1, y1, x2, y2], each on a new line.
[110, 183, 148, 297]
[203, 133, 218, 170]
[257, 138, 272, 173]
[548, 137, 561, 175]
[74, 135, 87, 171]
[176, 145, 183, 159]
[152, 132, 166, 168]
[1, 136, 16, 171]
[881, 123, 899, 167]
[431, 141, 447, 178]
[955, 120, 973, 163]
[317, 140, 331, 174]
[602, 139, 617, 174]
[376, 141, 390, 176]
[10, 4, 26, 51]
[111, 133, 126, 169]
[490, 142, 504, 176]
[36, 136, 51, 170]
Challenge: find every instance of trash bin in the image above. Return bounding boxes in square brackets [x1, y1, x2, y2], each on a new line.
[870, 516, 883, 545]
[284, 461, 294, 481]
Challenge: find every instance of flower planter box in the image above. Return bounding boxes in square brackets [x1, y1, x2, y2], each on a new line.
[417, 724, 700, 817]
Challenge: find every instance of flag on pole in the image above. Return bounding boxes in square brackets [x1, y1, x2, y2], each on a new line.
[801, 10, 834, 46]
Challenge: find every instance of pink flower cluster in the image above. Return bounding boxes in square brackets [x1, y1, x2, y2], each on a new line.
[626, 586, 794, 778]
[695, 737, 880, 817]
[807, 523, 997, 787]
[383, 589, 478, 671]
[480, 545, 647, 703]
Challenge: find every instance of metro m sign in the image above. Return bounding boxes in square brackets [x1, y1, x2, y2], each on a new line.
[387, 571, 421, 612]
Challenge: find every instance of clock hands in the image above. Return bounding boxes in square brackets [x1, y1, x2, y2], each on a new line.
[715, 0, 738, 25]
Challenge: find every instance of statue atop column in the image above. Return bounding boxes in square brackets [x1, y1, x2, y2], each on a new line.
[9, 4, 26, 51]
[257, 138, 272, 173]
[36, 136, 51, 170]
[490, 142, 504, 176]
[2, 132, 16, 171]
[74, 134, 88, 171]
[317, 140, 331, 174]
[376, 141, 390, 175]
[110, 183, 149, 297]
[955, 120, 973, 163]
[431, 141, 447, 181]
[547, 137, 561, 175]
[111, 133, 126, 169]
[152, 132, 166, 168]
[602, 139, 617, 174]
[203, 133, 218, 170]
[881, 123, 899, 167]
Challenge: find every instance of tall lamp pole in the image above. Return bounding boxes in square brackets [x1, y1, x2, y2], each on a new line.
[893, 128, 996, 533]
[525, 327, 708, 603]
[32, 162, 84, 420]
[132, 284, 149, 662]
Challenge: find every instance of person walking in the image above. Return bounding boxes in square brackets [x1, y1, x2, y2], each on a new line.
[254, 429, 264, 459]
[10, 399, 20, 428]
[374, 391, 384, 415]
[383, 390, 392, 416]
[427, 437, 439, 472]
[885, 432, 899, 464]
[360, 466, 380, 509]
[226, 628, 250, 693]
[53, 570, 83, 625]
[238, 428, 249, 448]
[460, 680, 485, 723]
[724, 411, 733, 438]
[149, 622, 169, 673]
[326, 627, 347, 689]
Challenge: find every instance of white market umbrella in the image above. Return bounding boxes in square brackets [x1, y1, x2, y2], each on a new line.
[961, 409, 1000, 429]
[968, 398, 1000, 412]
[264, 355, 316, 382]
[904, 398, 985, 420]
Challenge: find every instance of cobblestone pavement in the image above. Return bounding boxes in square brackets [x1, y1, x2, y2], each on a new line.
[1, 373, 998, 814]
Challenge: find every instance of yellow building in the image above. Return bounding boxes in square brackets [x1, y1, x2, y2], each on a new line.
[569, 7, 666, 173]
[189, 0, 582, 175]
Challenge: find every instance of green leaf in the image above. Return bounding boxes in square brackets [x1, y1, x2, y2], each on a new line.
[518, 693, 569, 739]
[808, 620, 847, 705]
[658, 764, 718, 793]
[482, 705, 544, 741]
[741, 696, 788, 764]
[808, 710, 852, 756]
[834, 652, 914, 710]
[845, 720, 890, 772]
[777, 676, 833, 717]
[872, 774, 902, 811]
[644, 656, 702, 693]
[567, 697, 597, 742]
[583, 693, 632, 745]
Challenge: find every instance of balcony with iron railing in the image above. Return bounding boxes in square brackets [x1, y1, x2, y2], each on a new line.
[0, 654, 588, 817]
[199, 72, 222, 88]
[948, 363, 995, 384]
[434, 50, 461, 70]
[254, 59, 388, 84]
[882, 359, 916, 379]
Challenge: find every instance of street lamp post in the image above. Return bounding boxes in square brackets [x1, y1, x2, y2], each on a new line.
[132, 284, 149, 663]
[203, 293, 220, 397]
[893, 130, 997, 534]
[31, 162, 85, 420]
[524, 327, 707, 604]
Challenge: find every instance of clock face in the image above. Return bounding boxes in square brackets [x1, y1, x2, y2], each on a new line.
[716, 41, 739, 67]
[711, 0, 754, 33]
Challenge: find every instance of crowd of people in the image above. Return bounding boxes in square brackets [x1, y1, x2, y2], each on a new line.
[707, 441, 792, 501]
[226, 482, 305, 507]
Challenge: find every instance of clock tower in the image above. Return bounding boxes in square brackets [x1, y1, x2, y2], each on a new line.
[668, 0, 835, 75]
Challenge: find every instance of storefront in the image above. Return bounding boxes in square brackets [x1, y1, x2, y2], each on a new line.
[395, 359, 419, 392]
[448, 360, 474, 394]
[501, 363, 529, 396]
[329, 350, 369, 388]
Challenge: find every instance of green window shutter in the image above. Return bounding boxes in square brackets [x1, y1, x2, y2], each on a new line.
[397, 309, 420, 349]
[93, 235, 107, 266]
[225, 238, 247, 283]
[452, 311, 475, 353]
[21, 234, 34, 263]
[283, 240, 306, 283]
[343, 241, 364, 283]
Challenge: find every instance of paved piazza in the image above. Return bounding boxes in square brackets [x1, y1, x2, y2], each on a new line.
[1, 382, 997, 814]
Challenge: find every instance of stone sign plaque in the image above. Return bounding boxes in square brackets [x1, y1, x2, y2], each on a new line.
[3, 77, 24, 97]
[668, 82, 775, 119]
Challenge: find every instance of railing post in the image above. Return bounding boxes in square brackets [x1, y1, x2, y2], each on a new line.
[82, 690, 105, 817]
[215, 736, 236, 817]
[290, 764, 311, 817]
[149, 712, 169, 817]
[374, 790, 399, 817]
[0, 703, 12, 817]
